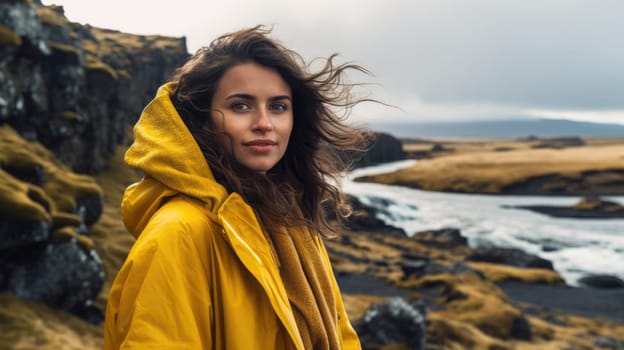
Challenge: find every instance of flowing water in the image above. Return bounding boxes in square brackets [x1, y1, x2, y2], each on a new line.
[343, 160, 624, 286]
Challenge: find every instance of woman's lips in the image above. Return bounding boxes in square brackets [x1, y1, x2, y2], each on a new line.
[244, 139, 277, 153]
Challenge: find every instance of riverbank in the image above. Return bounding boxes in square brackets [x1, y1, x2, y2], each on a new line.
[357, 137, 624, 196]
[329, 223, 624, 349]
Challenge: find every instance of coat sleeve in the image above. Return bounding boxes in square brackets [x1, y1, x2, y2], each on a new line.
[104, 208, 214, 350]
[316, 236, 362, 350]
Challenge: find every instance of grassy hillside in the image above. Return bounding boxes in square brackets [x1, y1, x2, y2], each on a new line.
[360, 138, 624, 195]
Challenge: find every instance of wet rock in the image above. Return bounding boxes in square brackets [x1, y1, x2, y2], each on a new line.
[595, 336, 624, 349]
[531, 136, 585, 149]
[0, 239, 104, 319]
[509, 196, 624, 219]
[467, 247, 554, 270]
[431, 143, 453, 153]
[341, 132, 406, 169]
[342, 195, 407, 236]
[411, 228, 468, 249]
[447, 262, 485, 279]
[400, 259, 430, 278]
[2, 164, 45, 185]
[75, 193, 103, 227]
[0, 219, 49, 250]
[354, 297, 426, 350]
[510, 316, 532, 340]
[577, 274, 624, 289]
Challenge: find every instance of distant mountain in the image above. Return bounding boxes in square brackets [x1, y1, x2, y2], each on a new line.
[371, 118, 624, 139]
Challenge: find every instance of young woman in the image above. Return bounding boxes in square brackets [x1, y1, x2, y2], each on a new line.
[104, 26, 370, 350]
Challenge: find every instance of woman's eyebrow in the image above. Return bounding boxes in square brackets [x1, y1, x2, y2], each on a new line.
[270, 95, 292, 101]
[225, 93, 255, 101]
[225, 93, 292, 101]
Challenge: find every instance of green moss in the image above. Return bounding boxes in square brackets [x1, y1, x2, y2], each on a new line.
[0, 24, 22, 46]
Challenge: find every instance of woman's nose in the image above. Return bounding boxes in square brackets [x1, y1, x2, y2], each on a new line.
[253, 109, 273, 132]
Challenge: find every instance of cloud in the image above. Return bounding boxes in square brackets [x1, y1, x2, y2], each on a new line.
[46, 0, 624, 122]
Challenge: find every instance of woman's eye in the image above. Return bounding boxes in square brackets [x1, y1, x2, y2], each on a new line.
[270, 103, 288, 112]
[231, 102, 251, 111]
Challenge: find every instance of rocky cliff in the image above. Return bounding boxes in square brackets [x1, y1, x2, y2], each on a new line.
[0, 0, 188, 326]
[342, 132, 406, 169]
[0, 0, 188, 173]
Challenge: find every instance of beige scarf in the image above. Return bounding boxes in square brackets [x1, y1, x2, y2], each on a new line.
[269, 227, 340, 350]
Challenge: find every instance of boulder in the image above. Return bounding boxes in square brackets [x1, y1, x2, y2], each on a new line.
[344, 132, 406, 169]
[467, 247, 554, 270]
[411, 228, 468, 249]
[0, 239, 104, 322]
[577, 274, 624, 289]
[0, 218, 49, 250]
[341, 195, 407, 236]
[354, 297, 426, 350]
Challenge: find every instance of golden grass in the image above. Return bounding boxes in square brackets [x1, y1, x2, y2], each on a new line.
[85, 55, 118, 80]
[397, 273, 521, 337]
[0, 294, 102, 350]
[342, 294, 388, 322]
[0, 169, 52, 221]
[90, 142, 141, 311]
[86, 27, 187, 59]
[35, 5, 68, 27]
[360, 141, 624, 194]
[467, 262, 565, 284]
[573, 197, 624, 211]
[48, 41, 79, 57]
[428, 313, 512, 350]
[50, 211, 82, 229]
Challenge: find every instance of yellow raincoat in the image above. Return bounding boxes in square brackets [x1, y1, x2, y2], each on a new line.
[103, 84, 361, 350]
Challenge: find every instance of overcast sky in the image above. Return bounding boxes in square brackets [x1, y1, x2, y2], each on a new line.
[43, 0, 624, 125]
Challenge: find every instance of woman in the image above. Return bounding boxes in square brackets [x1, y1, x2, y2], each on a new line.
[104, 26, 370, 350]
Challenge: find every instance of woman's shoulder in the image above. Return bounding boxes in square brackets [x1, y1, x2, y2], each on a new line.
[138, 195, 221, 246]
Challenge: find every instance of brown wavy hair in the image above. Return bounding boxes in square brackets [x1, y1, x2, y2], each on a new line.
[169, 26, 372, 237]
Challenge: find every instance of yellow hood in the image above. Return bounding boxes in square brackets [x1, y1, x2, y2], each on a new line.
[121, 83, 228, 237]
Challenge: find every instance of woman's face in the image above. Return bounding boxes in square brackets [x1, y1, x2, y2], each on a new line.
[210, 63, 293, 174]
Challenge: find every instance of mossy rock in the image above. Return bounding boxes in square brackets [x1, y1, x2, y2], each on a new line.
[85, 55, 118, 80]
[35, 5, 69, 27]
[0, 169, 52, 222]
[60, 110, 79, 121]
[49, 41, 79, 57]
[0, 23, 22, 46]
[51, 226, 95, 251]
[51, 211, 82, 230]
[0, 126, 102, 223]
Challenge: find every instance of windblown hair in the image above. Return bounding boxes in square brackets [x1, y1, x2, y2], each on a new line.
[169, 26, 372, 237]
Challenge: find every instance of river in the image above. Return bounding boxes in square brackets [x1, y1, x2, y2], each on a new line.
[343, 160, 624, 286]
